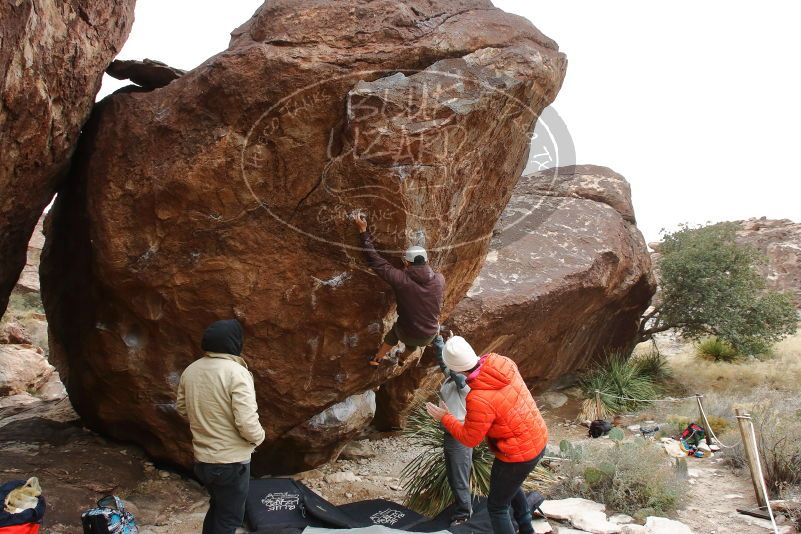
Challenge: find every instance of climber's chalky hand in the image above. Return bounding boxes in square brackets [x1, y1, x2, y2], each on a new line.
[352, 211, 368, 233]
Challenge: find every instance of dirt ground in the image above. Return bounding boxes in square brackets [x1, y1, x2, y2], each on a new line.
[1, 388, 788, 534]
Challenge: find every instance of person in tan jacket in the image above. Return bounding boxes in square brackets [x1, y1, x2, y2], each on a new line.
[177, 319, 264, 534]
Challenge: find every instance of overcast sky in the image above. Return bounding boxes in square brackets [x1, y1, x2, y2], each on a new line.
[99, 1, 800, 242]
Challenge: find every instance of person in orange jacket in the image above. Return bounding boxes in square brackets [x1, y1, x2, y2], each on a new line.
[426, 336, 548, 534]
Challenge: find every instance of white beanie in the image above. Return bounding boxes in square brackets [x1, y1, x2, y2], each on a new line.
[443, 336, 479, 372]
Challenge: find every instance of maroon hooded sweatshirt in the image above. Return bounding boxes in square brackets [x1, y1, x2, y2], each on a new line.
[360, 231, 445, 339]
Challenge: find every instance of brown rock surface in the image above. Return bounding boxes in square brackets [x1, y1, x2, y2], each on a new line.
[0, 344, 54, 396]
[41, 1, 567, 472]
[106, 58, 187, 90]
[257, 390, 376, 474]
[376, 165, 655, 424]
[736, 218, 801, 308]
[0, 0, 136, 315]
[446, 165, 655, 385]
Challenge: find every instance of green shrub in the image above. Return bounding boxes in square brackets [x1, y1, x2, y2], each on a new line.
[552, 438, 683, 516]
[640, 223, 797, 355]
[696, 337, 739, 362]
[631, 349, 672, 381]
[581, 354, 660, 415]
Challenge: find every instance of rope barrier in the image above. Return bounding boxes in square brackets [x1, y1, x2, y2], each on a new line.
[697, 395, 742, 449]
[595, 391, 744, 448]
[741, 414, 779, 534]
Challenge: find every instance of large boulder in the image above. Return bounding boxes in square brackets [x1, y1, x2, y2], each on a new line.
[375, 165, 655, 425]
[41, 0, 567, 472]
[447, 165, 655, 384]
[0, 0, 136, 315]
[0, 344, 54, 397]
[736, 218, 801, 308]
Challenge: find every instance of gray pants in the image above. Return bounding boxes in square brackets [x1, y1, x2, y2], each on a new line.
[194, 461, 250, 534]
[443, 431, 473, 520]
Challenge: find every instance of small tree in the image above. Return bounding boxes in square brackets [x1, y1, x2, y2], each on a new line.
[639, 222, 797, 355]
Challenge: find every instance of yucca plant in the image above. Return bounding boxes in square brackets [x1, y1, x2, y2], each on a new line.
[631, 348, 672, 381]
[580, 353, 659, 415]
[696, 337, 739, 362]
[401, 406, 557, 516]
[401, 407, 493, 516]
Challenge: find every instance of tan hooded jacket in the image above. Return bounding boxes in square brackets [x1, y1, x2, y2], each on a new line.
[176, 352, 265, 463]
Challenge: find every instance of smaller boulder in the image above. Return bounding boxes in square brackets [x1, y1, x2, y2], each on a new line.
[339, 440, 376, 461]
[324, 471, 361, 484]
[609, 514, 635, 525]
[541, 498, 606, 521]
[644, 516, 694, 534]
[0, 345, 54, 396]
[106, 59, 186, 90]
[540, 391, 569, 409]
[621, 526, 647, 534]
[571, 509, 621, 533]
[36, 372, 67, 401]
[0, 322, 32, 345]
[256, 390, 376, 474]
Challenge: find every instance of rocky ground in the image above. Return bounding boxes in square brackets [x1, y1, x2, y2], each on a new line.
[1, 285, 795, 533]
[0, 384, 788, 533]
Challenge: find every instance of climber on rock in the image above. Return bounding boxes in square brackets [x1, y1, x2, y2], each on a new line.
[176, 319, 265, 534]
[353, 212, 445, 366]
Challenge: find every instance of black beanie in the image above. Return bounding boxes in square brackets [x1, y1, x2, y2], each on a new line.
[201, 319, 244, 356]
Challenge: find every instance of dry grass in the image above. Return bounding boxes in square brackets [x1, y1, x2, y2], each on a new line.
[652, 329, 801, 395]
[629, 330, 801, 501]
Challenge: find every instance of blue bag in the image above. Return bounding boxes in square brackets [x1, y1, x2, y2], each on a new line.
[81, 495, 138, 534]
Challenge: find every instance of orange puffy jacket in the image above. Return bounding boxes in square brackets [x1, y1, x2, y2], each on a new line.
[442, 353, 548, 463]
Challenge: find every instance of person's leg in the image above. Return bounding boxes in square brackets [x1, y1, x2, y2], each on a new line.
[210, 462, 250, 534]
[195, 463, 215, 534]
[487, 457, 538, 534]
[443, 431, 473, 522]
[510, 450, 544, 533]
[370, 325, 400, 366]
[370, 342, 395, 366]
[510, 488, 534, 534]
[395, 330, 436, 366]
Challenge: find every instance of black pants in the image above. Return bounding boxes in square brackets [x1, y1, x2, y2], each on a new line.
[486, 450, 544, 534]
[443, 432, 473, 520]
[194, 461, 250, 534]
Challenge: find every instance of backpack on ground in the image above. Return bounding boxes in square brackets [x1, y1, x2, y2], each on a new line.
[679, 423, 706, 447]
[0, 479, 46, 534]
[81, 496, 138, 534]
[588, 420, 612, 438]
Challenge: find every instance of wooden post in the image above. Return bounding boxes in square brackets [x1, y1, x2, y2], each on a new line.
[696, 394, 713, 445]
[736, 409, 767, 509]
[595, 390, 602, 420]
